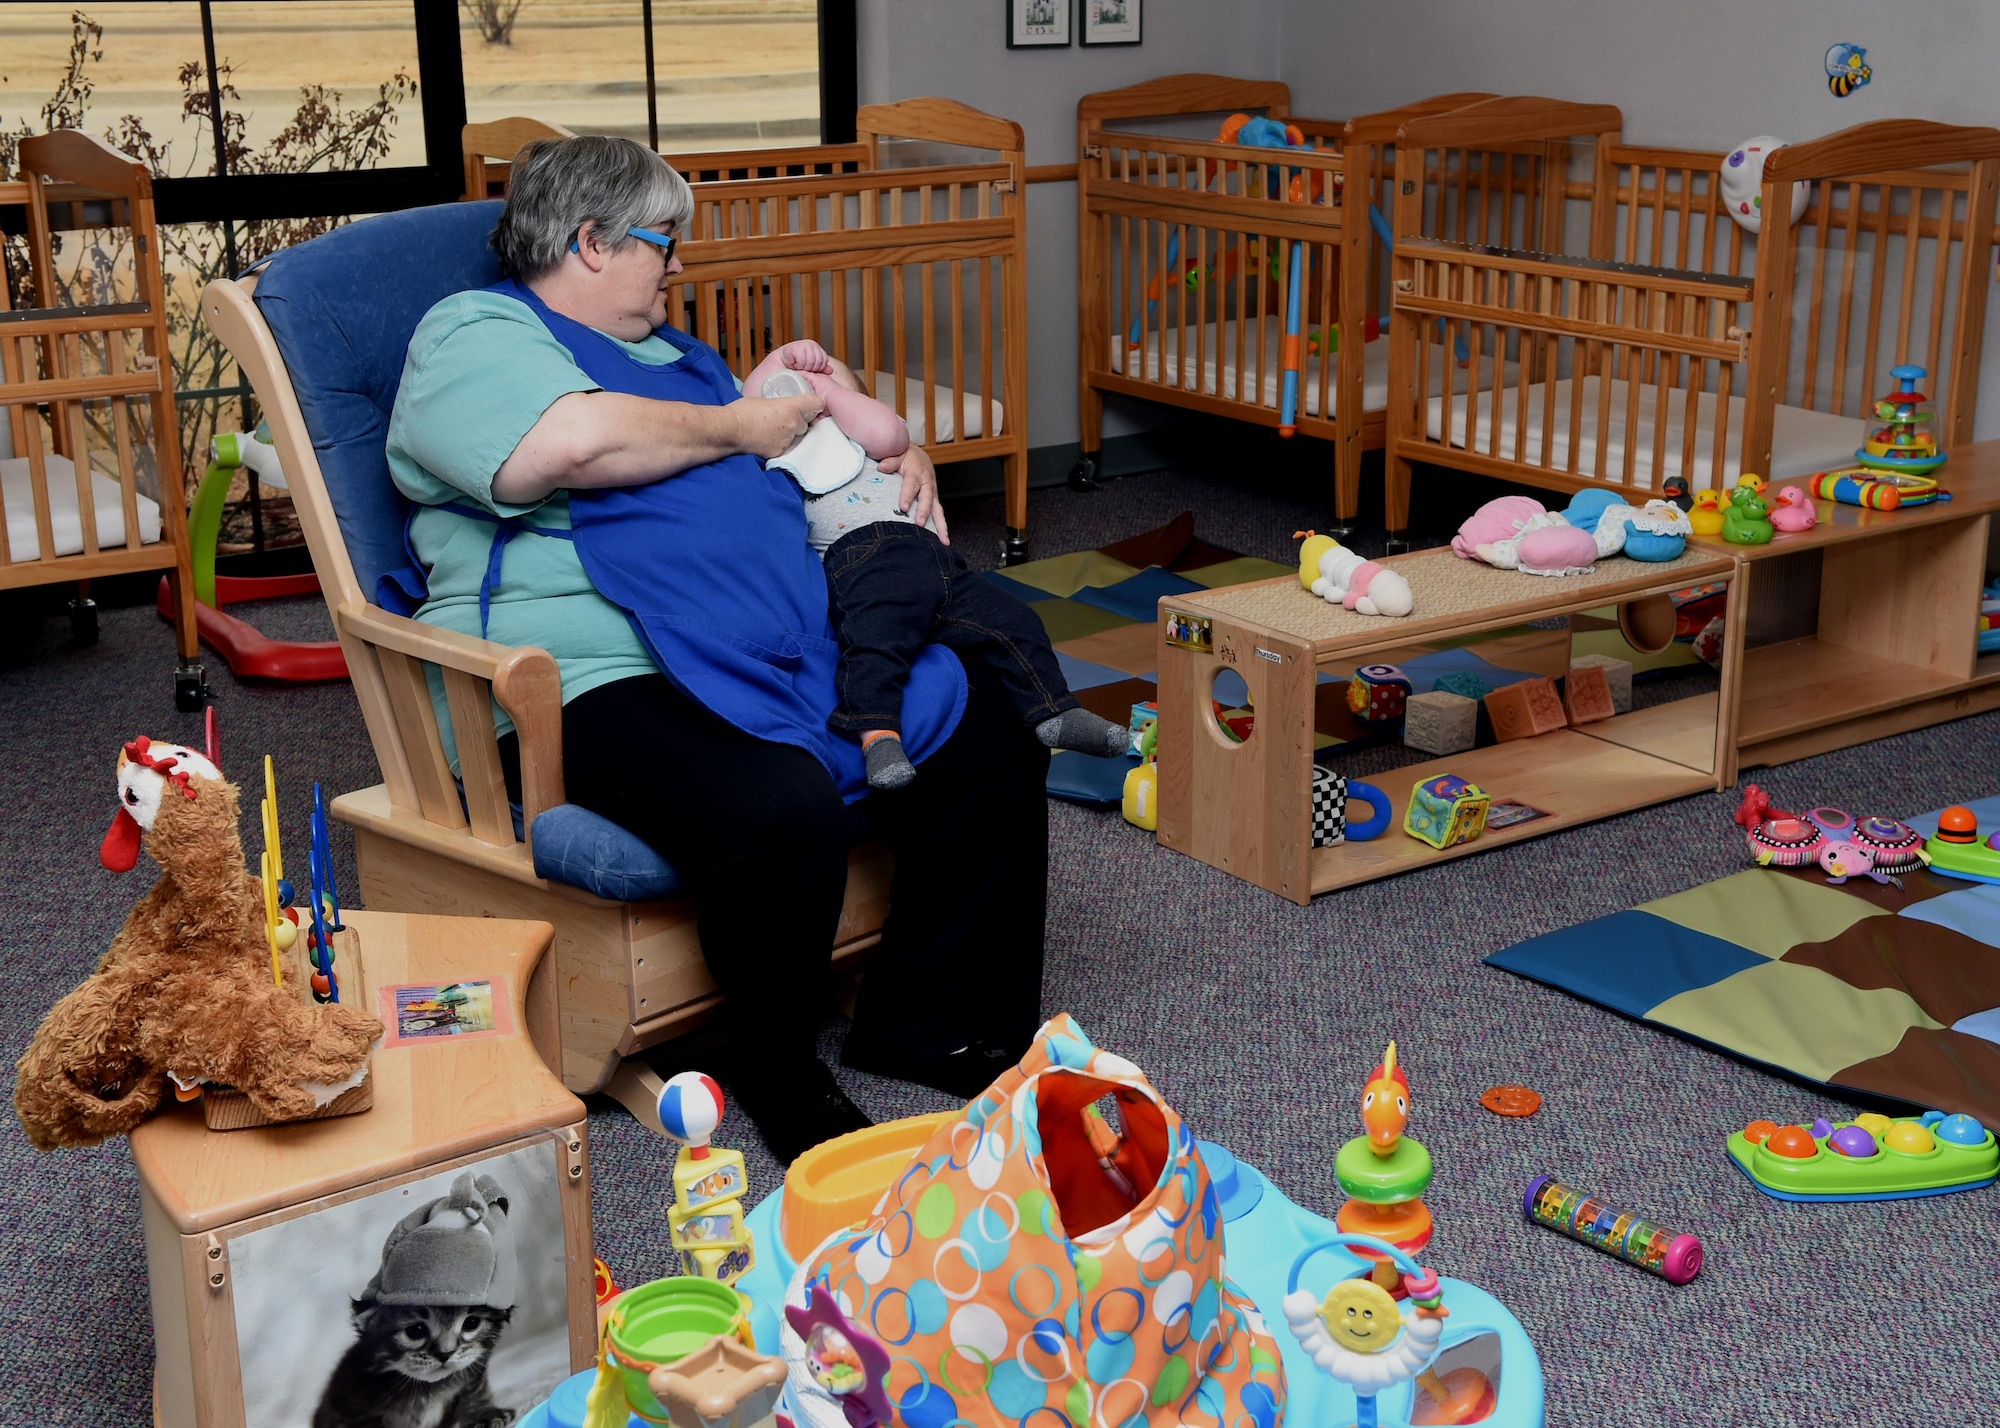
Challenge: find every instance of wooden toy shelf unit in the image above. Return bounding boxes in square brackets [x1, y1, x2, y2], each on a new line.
[1155, 546, 1739, 904]
[1382, 109, 2000, 543]
[1700, 438, 2000, 770]
[1, 130, 203, 705]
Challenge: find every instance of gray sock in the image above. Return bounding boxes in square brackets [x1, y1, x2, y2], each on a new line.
[1035, 708, 1131, 757]
[864, 734, 916, 790]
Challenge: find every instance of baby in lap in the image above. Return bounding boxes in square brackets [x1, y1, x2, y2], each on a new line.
[742, 340, 1127, 790]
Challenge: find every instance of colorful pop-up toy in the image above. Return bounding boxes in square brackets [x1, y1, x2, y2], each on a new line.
[658, 1072, 756, 1283]
[1335, 1042, 1436, 1289]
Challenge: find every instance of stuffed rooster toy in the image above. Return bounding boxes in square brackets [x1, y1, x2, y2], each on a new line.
[14, 737, 381, 1150]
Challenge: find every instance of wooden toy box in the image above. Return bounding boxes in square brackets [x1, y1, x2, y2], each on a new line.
[131, 911, 596, 1428]
[1156, 547, 1741, 903]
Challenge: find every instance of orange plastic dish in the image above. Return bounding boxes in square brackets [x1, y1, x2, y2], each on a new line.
[779, 1111, 958, 1263]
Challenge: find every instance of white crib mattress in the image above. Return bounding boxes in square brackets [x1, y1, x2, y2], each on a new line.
[871, 375, 1003, 445]
[1113, 325, 1514, 419]
[2, 454, 163, 562]
[1424, 375, 1864, 487]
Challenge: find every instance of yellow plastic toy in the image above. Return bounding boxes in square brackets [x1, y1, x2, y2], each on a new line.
[778, 1111, 959, 1262]
[658, 1071, 755, 1284]
[1688, 489, 1726, 536]
[1122, 718, 1161, 831]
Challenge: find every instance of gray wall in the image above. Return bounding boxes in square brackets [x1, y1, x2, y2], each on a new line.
[1276, 0, 2000, 439]
[856, 0, 1282, 457]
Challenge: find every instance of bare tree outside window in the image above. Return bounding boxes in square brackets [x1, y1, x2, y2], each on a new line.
[462, 0, 531, 46]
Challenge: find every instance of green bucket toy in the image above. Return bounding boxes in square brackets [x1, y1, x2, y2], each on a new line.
[605, 1277, 752, 1421]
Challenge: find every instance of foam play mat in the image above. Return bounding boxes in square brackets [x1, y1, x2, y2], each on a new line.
[1486, 797, 2000, 1123]
[1016, 515, 1708, 804]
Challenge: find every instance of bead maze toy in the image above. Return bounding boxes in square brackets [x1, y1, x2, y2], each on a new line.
[1728, 1110, 1997, 1202]
[1924, 805, 2000, 884]
[1858, 364, 1946, 475]
[657, 1072, 756, 1284]
[1523, 1177, 1704, 1284]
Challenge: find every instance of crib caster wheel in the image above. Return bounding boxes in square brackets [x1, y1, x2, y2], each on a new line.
[1001, 529, 1029, 566]
[174, 660, 210, 712]
[68, 597, 99, 645]
[1067, 455, 1103, 493]
[1384, 534, 1411, 556]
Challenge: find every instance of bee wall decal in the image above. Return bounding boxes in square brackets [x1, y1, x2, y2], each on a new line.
[1826, 43, 1872, 97]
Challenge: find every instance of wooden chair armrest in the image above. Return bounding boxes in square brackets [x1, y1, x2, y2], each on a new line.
[335, 602, 567, 839]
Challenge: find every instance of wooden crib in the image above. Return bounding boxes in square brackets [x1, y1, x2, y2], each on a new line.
[464, 102, 1032, 562]
[1075, 77, 1555, 531]
[1, 130, 202, 705]
[1385, 105, 2000, 539]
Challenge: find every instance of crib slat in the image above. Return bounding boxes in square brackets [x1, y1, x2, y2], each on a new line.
[1895, 185, 1922, 371]
[1592, 285, 1615, 480]
[1537, 276, 1558, 471]
[950, 237, 966, 452]
[60, 334, 100, 557]
[889, 187, 909, 421]
[1650, 291, 1674, 489]
[1711, 353, 1734, 482]
[1861, 184, 1892, 408]
[1832, 182, 1862, 413]
[103, 336, 143, 553]
[1923, 184, 1953, 397]
[19, 343, 59, 567]
[860, 181, 882, 396]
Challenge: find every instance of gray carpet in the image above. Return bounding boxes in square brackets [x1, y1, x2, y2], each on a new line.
[4, 459, 1999, 1427]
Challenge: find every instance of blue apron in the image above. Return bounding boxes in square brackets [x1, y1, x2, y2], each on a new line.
[391, 279, 966, 801]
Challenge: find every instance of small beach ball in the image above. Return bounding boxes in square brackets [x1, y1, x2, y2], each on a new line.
[658, 1071, 725, 1147]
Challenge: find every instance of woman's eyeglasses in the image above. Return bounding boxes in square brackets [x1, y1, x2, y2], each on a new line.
[569, 225, 678, 263]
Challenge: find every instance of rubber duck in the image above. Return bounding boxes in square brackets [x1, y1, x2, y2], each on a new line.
[1769, 485, 1818, 533]
[1722, 485, 1774, 545]
[1689, 488, 1726, 536]
[1735, 471, 1769, 497]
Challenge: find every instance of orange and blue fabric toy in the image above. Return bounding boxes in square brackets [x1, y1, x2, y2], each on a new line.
[799, 1014, 1285, 1428]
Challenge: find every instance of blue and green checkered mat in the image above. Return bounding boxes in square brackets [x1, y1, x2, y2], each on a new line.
[1488, 798, 2000, 1125]
[1013, 514, 1707, 803]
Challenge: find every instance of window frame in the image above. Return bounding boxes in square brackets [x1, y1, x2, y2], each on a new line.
[151, 0, 859, 226]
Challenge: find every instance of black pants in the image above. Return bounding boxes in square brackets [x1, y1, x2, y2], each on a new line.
[823, 521, 1076, 735]
[512, 661, 1048, 1075]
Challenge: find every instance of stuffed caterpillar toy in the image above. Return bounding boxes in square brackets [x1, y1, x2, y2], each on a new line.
[1296, 531, 1415, 617]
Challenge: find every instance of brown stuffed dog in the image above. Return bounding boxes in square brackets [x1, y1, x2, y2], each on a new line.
[14, 738, 382, 1150]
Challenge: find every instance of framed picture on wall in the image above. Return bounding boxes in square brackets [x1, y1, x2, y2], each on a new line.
[1081, 0, 1142, 46]
[1007, 0, 1071, 48]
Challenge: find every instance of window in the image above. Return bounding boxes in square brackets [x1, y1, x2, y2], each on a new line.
[2, 1, 856, 549]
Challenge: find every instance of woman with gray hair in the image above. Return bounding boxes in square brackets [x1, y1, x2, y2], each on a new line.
[386, 135, 1047, 1161]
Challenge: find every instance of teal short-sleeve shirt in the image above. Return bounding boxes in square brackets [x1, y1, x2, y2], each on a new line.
[386, 289, 692, 743]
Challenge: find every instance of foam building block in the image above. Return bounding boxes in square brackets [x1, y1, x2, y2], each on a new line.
[1404, 690, 1478, 755]
[1485, 676, 1567, 742]
[1569, 653, 1633, 714]
[1562, 663, 1617, 725]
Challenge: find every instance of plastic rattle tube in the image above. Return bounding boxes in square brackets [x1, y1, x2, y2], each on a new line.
[1523, 1175, 1703, 1284]
[1279, 240, 1305, 435]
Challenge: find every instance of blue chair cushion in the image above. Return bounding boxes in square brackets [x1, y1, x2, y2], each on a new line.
[531, 803, 686, 902]
[253, 201, 506, 602]
[256, 202, 680, 902]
